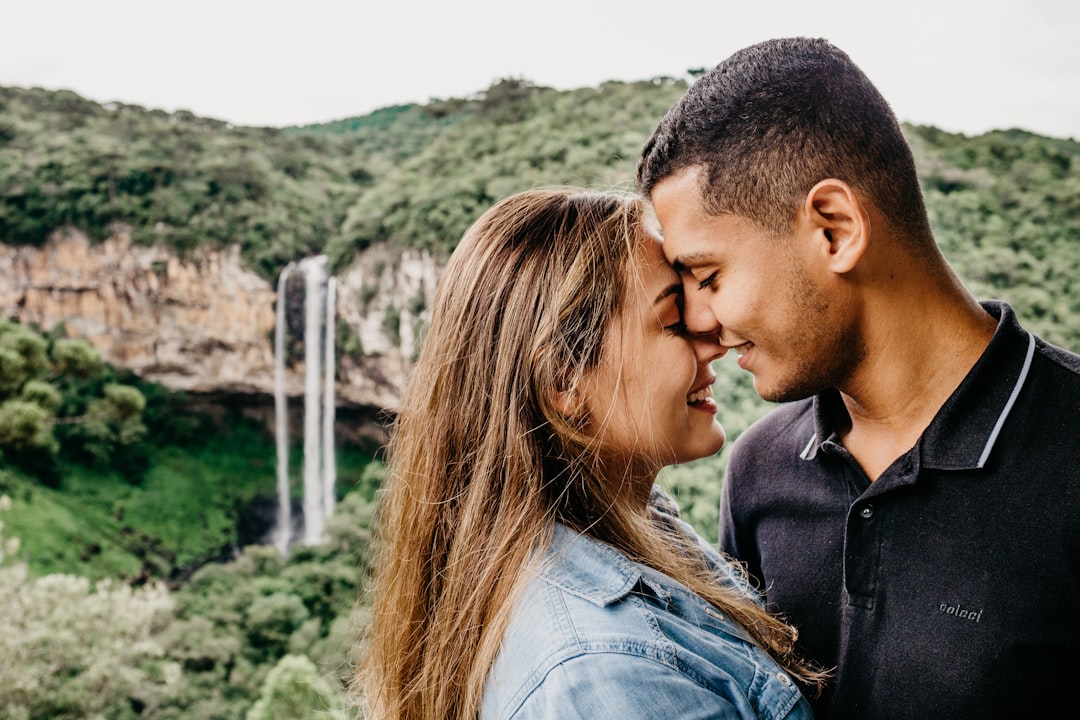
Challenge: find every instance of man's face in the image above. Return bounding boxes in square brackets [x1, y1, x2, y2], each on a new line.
[649, 166, 860, 402]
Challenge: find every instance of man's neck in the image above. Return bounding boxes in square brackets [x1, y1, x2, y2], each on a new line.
[837, 295, 997, 481]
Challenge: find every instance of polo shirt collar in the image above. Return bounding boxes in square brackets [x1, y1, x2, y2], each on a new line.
[803, 301, 1035, 471]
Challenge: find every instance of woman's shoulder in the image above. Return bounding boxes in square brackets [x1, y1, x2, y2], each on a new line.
[481, 528, 682, 717]
[494, 526, 678, 669]
[504, 525, 662, 655]
[481, 526, 812, 720]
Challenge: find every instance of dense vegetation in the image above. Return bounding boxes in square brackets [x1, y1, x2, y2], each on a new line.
[1, 376, 384, 718]
[0, 320, 149, 488]
[0, 86, 374, 279]
[0, 78, 686, 277]
[1, 76, 1078, 718]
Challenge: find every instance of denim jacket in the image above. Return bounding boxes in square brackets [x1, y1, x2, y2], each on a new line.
[481, 519, 814, 720]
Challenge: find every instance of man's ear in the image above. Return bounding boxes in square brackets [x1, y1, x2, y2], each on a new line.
[802, 179, 870, 274]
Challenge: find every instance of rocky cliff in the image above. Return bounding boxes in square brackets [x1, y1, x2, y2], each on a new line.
[0, 229, 442, 418]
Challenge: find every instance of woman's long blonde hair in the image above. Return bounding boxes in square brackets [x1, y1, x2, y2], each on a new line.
[356, 188, 827, 719]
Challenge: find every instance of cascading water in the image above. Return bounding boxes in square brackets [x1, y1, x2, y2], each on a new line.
[273, 262, 295, 556]
[321, 276, 337, 524]
[272, 256, 337, 555]
[301, 257, 325, 546]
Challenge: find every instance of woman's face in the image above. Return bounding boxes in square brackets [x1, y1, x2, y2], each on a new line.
[580, 231, 727, 470]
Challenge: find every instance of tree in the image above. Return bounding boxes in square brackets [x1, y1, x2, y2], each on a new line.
[0, 400, 55, 453]
[246, 654, 349, 720]
[0, 495, 179, 719]
[0, 321, 148, 478]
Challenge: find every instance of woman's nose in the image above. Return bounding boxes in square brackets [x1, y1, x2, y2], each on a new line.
[682, 285, 721, 335]
[689, 329, 726, 363]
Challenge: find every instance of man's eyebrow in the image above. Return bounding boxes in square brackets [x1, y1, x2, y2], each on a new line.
[670, 252, 714, 274]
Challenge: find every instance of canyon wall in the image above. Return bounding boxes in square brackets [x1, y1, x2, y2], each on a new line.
[0, 229, 442, 417]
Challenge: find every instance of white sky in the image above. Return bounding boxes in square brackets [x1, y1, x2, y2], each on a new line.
[2, 0, 1078, 140]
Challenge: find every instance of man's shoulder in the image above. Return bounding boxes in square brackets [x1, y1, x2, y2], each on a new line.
[1035, 335, 1080, 377]
[988, 300, 1080, 381]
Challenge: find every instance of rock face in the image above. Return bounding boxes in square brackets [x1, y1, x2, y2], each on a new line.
[0, 228, 442, 415]
[334, 243, 442, 412]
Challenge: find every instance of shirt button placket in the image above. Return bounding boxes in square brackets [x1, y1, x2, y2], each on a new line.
[844, 500, 881, 603]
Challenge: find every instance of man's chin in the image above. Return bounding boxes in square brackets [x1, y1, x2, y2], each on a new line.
[753, 375, 818, 404]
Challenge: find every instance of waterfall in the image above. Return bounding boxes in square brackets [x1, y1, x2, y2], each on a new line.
[321, 276, 337, 523]
[273, 262, 294, 557]
[301, 257, 325, 545]
[272, 255, 336, 555]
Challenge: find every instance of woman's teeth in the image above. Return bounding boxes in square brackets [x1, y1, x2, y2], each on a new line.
[687, 385, 713, 404]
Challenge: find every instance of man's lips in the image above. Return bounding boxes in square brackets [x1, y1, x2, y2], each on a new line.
[732, 342, 754, 369]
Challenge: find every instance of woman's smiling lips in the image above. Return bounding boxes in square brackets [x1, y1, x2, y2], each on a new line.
[687, 377, 718, 413]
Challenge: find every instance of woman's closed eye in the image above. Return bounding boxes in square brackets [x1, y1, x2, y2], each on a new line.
[664, 320, 689, 336]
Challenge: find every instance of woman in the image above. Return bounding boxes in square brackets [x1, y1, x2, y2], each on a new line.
[357, 188, 827, 719]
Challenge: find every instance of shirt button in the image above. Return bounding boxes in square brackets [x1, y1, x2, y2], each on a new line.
[776, 672, 792, 686]
[860, 505, 875, 520]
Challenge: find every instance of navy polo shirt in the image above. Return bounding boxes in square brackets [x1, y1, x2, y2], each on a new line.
[719, 301, 1080, 720]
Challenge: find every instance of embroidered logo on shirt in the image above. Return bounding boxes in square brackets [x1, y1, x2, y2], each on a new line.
[939, 602, 983, 622]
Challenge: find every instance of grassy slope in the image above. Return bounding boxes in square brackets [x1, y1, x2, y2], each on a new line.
[1, 412, 378, 580]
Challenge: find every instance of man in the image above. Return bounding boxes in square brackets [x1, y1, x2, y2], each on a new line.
[636, 36, 1080, 720]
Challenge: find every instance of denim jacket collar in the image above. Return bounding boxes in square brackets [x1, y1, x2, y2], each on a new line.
[538, 524, 673, 609]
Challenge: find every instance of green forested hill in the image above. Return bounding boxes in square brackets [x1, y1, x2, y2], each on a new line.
[2, 78, 1078, 342]
[1, 77, 1079, 719]
[0, 78, 689, 275]
[910, 125, 1080, 348]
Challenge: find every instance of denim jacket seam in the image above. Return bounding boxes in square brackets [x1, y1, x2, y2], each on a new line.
[504, 639, 710, 720]
[486, 525, 812, 720]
